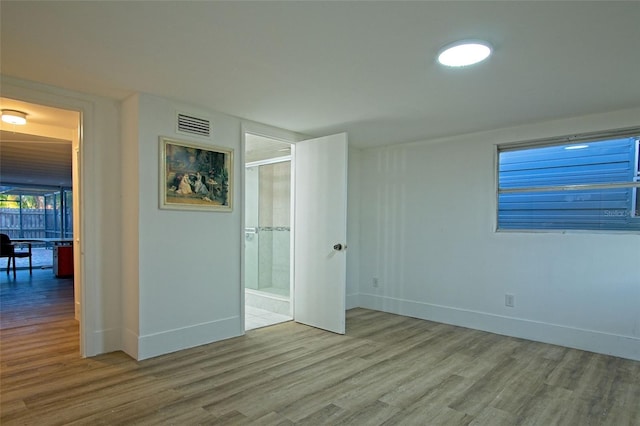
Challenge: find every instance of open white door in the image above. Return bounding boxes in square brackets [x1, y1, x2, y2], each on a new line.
[294, 133, 348, 334]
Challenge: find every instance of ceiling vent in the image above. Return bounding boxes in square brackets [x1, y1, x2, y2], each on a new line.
[176, 112, 211, 138]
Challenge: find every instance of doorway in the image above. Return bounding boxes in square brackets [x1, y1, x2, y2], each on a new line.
[242, 130, 349, 334]
[244, 133, 293, 330]
[0, 98, 81, 338]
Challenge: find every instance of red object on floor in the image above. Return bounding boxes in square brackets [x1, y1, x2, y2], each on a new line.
[54, 245, 73, 277]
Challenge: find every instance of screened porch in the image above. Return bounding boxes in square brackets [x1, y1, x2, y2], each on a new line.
[0, 187, 72, 270]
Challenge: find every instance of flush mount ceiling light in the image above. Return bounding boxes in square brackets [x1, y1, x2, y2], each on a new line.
[1, 109, 28, 125]
[437, 40, 493, 67]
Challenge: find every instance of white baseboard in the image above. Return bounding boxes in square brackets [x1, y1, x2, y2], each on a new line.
[346, 293, 359, 310]
[122, 327, 139, 359]
[358, 293, 640, 362]
[88, 327, 122, 357]
[137, 316, 242, 360]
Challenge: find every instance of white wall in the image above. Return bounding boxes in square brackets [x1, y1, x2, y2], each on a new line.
[346, 147, 361, 308]
[357, 107, 640, 361]
[129, 94, 243, 360]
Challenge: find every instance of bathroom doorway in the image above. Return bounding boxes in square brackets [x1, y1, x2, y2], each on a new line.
[244, 133, 293, 330]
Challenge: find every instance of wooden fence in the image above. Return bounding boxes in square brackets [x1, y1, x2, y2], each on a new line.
[0, 208, 48, 238]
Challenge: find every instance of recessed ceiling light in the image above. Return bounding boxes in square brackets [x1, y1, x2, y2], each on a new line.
[437, 40, 493, 67]
[1, 109, 28, 125]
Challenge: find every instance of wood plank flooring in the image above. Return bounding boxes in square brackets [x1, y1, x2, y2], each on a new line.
[0, 268, 74, 330]
[1, 273, 639, 425]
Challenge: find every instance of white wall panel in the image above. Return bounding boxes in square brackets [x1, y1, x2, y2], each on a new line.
[135, 94, 243, 359]
[357, 107, 640, 360]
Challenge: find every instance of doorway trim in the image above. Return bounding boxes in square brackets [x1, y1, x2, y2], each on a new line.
[2, 78, 93, 356]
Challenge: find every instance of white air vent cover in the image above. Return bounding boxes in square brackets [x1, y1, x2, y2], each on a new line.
[177, 112, 211, 138]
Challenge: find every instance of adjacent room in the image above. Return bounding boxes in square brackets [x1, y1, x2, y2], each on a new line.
[244, 133, 294, 330]
[0, 1, 638, 424]
[0, 100, 80, 331]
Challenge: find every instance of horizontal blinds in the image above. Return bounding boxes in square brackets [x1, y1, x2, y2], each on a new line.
[498, 135, 640, 231]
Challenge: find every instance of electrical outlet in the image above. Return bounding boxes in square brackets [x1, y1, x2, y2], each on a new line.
[505, 294, 515, 308]
[372, 277, 379, 288]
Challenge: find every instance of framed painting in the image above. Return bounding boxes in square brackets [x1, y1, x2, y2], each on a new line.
[159, 137, 233, 211]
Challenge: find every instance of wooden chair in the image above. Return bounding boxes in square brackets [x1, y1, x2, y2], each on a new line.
[0, 234, 32, 279]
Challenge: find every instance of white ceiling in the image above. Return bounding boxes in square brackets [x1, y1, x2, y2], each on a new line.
[0, 98, 79, 130]
[0, 98, 78, 188]
[0, 131, 73, 188]
[1, 1, 639, 149]
[245, 134, 291, 164]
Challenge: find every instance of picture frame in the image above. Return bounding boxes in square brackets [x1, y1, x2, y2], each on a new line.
[159, 136, 233, 212]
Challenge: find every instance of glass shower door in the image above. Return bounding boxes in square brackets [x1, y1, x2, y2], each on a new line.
[245, 160, 291, 298]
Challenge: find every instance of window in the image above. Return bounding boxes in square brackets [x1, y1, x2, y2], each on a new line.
[0, 187, 73, 238]
[497, 129, 640, 232]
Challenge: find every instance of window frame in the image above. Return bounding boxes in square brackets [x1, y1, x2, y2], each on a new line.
[632, 139, 640, 218]
[496, 127, 640, 233]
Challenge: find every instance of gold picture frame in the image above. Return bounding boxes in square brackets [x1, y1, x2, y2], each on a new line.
[159, 136, 233, 212]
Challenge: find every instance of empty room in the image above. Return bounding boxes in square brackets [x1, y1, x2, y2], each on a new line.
[1, 1, 638, 425]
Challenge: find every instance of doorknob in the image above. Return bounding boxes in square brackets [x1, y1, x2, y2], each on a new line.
[333, 243, 347, 251]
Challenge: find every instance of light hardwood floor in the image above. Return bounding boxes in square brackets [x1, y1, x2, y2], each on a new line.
[1, 272, 639, 425]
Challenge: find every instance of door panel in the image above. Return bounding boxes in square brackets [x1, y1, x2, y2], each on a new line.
[294, 133, 348, 334]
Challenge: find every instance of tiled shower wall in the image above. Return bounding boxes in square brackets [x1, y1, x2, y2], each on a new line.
[258, 161, 291, 294]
